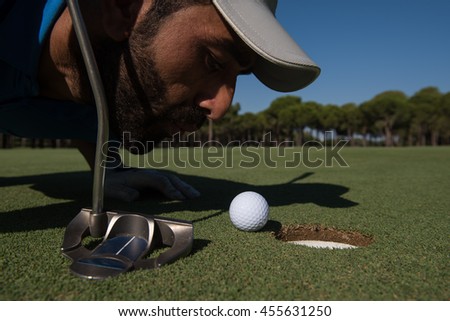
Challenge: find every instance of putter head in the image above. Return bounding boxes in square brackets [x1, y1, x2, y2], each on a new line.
[61, 209, 193, 279]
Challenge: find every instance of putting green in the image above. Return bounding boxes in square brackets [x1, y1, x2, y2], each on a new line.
[0, 147, 449, 300]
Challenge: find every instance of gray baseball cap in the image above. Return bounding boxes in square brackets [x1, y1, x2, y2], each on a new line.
[212, 0, 320, 92]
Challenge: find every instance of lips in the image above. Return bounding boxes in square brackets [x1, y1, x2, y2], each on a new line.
[173, 120, 204, 134]
[157, 104, 208, 137]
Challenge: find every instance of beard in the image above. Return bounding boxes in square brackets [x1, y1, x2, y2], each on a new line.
[98, 41, 206, 154]
[74, 9, 207, 154]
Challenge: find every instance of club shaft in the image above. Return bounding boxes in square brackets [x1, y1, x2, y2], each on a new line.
[66, 0, 109, 216]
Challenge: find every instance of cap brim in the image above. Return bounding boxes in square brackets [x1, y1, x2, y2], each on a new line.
[212, 0, 320, 92]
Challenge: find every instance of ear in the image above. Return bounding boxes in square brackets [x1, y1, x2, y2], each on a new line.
[101, 0, 145, 41]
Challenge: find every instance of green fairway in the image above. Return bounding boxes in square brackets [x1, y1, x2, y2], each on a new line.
[0, 147, 449, 300]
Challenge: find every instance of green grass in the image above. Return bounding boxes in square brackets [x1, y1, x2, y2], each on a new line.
[0, 147, 449, 300]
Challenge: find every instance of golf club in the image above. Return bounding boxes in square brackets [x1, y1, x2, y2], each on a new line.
[61, 0, 194, 280]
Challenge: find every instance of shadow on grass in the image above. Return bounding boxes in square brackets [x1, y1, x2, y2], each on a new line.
[0, 171, 358, 234]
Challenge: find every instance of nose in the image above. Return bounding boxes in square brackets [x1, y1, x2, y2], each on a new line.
[195, 79, 236, 120]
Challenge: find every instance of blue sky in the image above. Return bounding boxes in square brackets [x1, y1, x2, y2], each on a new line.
[233, 0, 450, 113]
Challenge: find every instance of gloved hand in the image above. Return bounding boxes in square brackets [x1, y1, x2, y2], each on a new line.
[104, 168, 201, 202]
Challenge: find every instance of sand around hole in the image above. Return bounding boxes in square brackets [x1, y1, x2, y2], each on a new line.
[274, 224, 374, 248]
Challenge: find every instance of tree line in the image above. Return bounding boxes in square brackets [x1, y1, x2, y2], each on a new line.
[1, 86, 448, 148]
[198, 86, 450, 147]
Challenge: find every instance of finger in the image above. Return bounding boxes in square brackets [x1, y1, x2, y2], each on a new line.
[104, 183, 140, 202]
[123, 169, 198, 200]
[166, 174, 201, 199]
[155, 175, 187, 200]
[125, 170, 188, 200]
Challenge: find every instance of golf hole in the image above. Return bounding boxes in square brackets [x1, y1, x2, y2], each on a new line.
[274, 224, 374, 249]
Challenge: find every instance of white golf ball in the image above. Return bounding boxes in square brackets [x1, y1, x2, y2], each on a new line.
[229, 191, 269, 232]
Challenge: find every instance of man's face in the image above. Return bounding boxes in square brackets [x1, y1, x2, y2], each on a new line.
[96, 3, 255, 152]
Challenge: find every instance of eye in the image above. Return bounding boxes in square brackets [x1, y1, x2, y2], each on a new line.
[206, 52, 224, 72]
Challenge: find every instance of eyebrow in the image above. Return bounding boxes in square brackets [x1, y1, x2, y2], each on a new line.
[202, 37, 255, 74]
